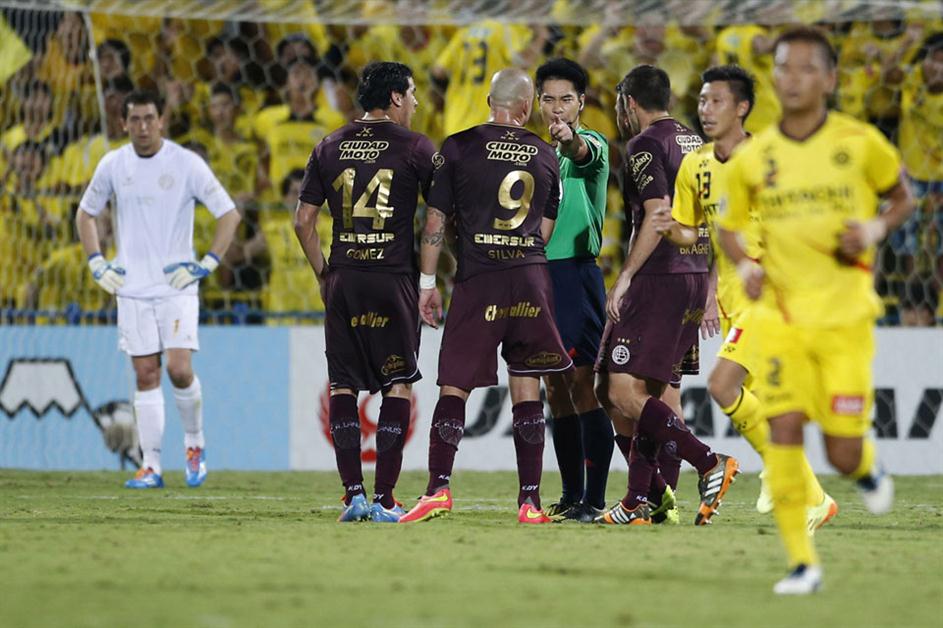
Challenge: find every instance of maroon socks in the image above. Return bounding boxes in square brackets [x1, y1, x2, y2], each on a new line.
[512, 400, 545, 508]
[636, 397, 717, 475]
[425, 395, 466, 495]
[329, 394, 364, 503]
[374, 396, 411, 509]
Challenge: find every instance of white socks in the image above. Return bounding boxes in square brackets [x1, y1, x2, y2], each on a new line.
[134, 388, 165, 474]
[173, 376, 205, 449]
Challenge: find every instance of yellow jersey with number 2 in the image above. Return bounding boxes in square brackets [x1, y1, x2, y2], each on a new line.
[719, 112, 902, 328]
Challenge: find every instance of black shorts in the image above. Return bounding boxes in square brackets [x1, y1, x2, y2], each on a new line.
[548, 257, 606, 368]
[324, 268, 421, 393]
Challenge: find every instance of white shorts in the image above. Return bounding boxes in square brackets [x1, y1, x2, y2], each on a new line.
[117, 295, 200, 356]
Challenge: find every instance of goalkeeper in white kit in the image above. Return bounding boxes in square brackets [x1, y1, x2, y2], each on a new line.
[76, 90, 240, 488]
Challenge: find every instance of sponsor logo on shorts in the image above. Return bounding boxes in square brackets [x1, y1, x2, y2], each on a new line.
[381, 354, 407, 376]
[831, 395, 865, 416]
[611, 344, 631, 366]
[682, 307, 705, 326]
[350, 312, 390, 329]
[484, 301, 543, 322]
[725, 327, 743, 344]
[524, 352, 562, 368]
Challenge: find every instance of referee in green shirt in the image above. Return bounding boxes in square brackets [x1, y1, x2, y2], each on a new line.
[536, 58, 613, 522]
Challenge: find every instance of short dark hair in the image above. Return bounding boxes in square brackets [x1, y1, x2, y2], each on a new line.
[211, 82, 239, 104]
[281, 168, 306, 196]
[98, 38, 131, 71]
[701, 64, 756, 121]
[773, 27, 837, 69]
[357, 62, 413, 111]
[206, 35, 250, 60]
[915, 32, 943, 62]
[103, 75, 134, 96]
[122, 89, 164, 119]
[536, 57, 588, 95]
[276, 34, 317, 61]
[13, 140, 48, 167]
[616, 65, 671, 112]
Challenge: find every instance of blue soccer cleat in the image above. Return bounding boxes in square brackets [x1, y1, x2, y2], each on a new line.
[338, 494, 370, 522]
[185, 447, 208, 487]
[369, 501, 405, 523]
[125, 467, 164, 489]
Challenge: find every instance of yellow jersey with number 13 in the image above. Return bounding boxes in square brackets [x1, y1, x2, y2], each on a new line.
[672, 140, 761, 319]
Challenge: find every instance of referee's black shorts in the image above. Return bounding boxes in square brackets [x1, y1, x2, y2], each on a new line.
[548, 257, 606, 368]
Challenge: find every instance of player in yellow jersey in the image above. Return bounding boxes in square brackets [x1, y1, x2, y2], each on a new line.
[653, 64, 836, 530]
[431, 20, 549, 136]
[888, 32, 943, 277]
[714, 23, 781, 134]
[717, 28, 915, 595]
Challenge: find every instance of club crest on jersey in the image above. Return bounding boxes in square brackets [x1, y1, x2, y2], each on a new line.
[158, 174, 174, 190]
[832, 149, 851, 167]
[339, 140, 390, 162]
[432, 152, 445, 170]
[611, 344, 631, 365]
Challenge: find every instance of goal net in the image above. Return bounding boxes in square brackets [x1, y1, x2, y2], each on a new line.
[0, 0, 940, 472]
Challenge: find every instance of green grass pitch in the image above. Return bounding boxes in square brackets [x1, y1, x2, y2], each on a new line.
[1, 469, 941, 628]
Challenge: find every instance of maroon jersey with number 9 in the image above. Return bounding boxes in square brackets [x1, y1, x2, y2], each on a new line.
[427, 123, 561, 282]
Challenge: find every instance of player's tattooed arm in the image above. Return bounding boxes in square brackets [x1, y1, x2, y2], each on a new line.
[421, 207, 448, 247]
[419, 206, 448, 327]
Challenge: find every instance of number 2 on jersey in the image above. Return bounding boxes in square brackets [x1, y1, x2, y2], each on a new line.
[332, 168, 394, 229]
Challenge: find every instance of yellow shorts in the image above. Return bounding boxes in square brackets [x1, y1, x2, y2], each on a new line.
[751, 306, 875, 437]
[717, 307, 757, 389]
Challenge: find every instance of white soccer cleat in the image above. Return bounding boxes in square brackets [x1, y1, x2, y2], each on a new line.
[857, 468, 894, 515]
[773, 564, 823, 595]
[756, 470, 774, 514]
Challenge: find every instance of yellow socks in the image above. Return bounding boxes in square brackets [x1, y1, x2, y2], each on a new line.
[767, 443, 818, 567]
[722, 387, 768, 457]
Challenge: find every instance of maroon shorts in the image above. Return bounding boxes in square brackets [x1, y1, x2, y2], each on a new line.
[324, 268, 421, 393]
[595, 273, 708, 385]
[437, 264, 573, 390]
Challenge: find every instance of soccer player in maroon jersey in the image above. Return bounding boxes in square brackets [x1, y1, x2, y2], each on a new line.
[294, 62, 437, 523]
[594, 65, 740, 526]
[399, 68, 572, 524]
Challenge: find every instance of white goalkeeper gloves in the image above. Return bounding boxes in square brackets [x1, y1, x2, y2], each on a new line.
[163, 253, 220, 290]
[87, 253, 126, 295]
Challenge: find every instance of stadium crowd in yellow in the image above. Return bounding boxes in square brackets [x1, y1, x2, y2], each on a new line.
[0, 6, 940, 324]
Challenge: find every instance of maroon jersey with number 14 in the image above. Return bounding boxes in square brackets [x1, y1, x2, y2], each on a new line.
[299, 118, 436, 273]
